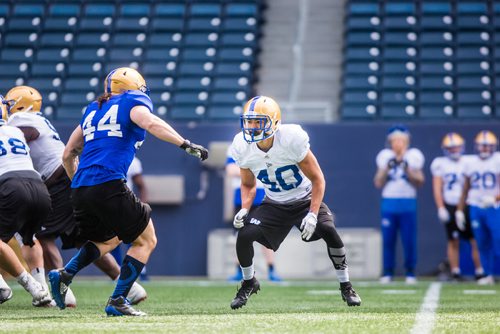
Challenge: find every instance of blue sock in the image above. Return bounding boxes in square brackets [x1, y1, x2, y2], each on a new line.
[65, 241, 101, 276]
[111, 255, 145, 299]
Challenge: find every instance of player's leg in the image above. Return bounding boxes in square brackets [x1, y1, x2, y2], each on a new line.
[399, 211, 417, 284]
[381, 212, 398, 282]
[0, 239, 50, 306]
[470, 208, 494, 284]
[461, 206, 484, 280]
[306, 203, 361, 306]
[39, 237, 63, 270]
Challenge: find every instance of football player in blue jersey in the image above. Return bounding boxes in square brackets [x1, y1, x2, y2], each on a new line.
[48, 67, 208, 316]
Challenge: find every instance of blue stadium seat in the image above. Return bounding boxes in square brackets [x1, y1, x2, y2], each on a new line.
[382, 62, 415, 74]
[456, 61, 491, 75]
[380, 105, 416, 119]
[190, 4, 221, 17]
[419, 105, 454, 119]
[84, 4, 115, 17]
[13, 4, 44, 17]
[169, 105, 205, 120]
[384, 3, 415, 15]
[381, 76, 415, 90]
[421, 3, 451, 15]
[4, 32, 38, 47]
[457, 105, 492, 119]
[457, 32, 490, 45]
[188, 18, 220, 31]
[176, 77, 210, 91]
[145, 48, 180, 62]
[143, 62, 177, 76]
[215, 62, 252, 77]
[115, 17, 150, 32]
[0, 62, 29, 77]
[79, 17, 114, 32]
[37, 48, 71, 62]
[342, 90, 376, 104]
[384, 47, 417, 60]
[120, 3, 151, 17]
[65, 78, 99, 92]
[183, 47, 217, 61]
[344, 76, 376, 90]
[420, 76, 452, 90]
[44, 17, 78, 32]
[384, 17, 416, 30]
[7, 18, 42, 32]
[219, 48, 254, 62]
[421, 16, 453, 30]
[113, 33, 147, 47]
[420, 62, 452, 75]
[0, 77, 23, 93]
[153, 4, 185, 17]
[213, 77, 249, 90]
[384, 32, 416, 45]
[49, 3, 80, 17]
[109, 47, 143, 62]
[212, 91, 246, 105]
[76, 32, 110, 47]
[40, 32, 74, 47]
[149, 32, 183, 47]
[31, 62, 66, 77]
[348, 3, 379, 16]
[1, 48, 34, 62]
[26, 77, 61, 92]
[67, 62, 103, 77]
[341, 104, 378, 119]
[457, 3, 487, 15]
[185, 33, 219, 47]
[346, 32, 379, 46]
[224, 18, 258, 32]
[345, 61, 380, 75]
[207, 105, 240, 120]
[178, 62, 213, 76]
[151, 18, 184, 31]
[420, 91, 452, 105]
[381, 91, 415, 104]
[72, 47, 107, 62]
[420, 47, 451, 60]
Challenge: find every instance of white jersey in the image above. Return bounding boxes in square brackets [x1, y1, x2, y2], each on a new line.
[126, 156, 143, 190]
[226, 148, 265, 191]
[230, 124, 312, 203]
[0, 124, 37, 177]
[8, 112, 64, 180]
[376, 148, 425, 199]
[462, 153, 500, 207]
[430, 155, 473, 206]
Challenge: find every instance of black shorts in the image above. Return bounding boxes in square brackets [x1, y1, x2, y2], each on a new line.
[0, 177, 51, 246]
[245, 199, 335, 251]
[71, 179, 151, 244]
[444, 204, 474, 240]
[36, 172, 79, 249]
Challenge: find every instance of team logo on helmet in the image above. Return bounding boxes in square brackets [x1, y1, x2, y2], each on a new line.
[441, 132, 465, 160]
[5, 86, 42, 114]
[240, 96, 281, 143]
[474, 130, 497, 159]
[104, 67, 150, 96]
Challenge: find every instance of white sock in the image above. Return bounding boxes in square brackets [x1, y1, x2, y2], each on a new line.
[16, 271, 37, 294]
[241, 264, 254, 281]
[31, 268, 48, 290]
[336, 270, 350, 283]
[475, 267, 485, 276]
[451, 267, 461, 275]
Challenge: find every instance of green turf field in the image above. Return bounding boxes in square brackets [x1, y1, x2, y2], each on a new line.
[0, 279, 499, 333]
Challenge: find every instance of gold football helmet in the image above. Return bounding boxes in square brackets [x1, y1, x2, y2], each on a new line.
[5, 85, 42, 114]
[240, 95, 281, 143]
[104, 67, 149, 96]
[0, 95, 8, 124]
[441, 132, 465, 160]
[475, 130, 497, 159]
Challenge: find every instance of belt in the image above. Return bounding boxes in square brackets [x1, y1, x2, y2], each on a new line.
[44, 165, 67, 188]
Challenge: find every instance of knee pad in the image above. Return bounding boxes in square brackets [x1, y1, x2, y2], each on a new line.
[328, 246, 347, 270]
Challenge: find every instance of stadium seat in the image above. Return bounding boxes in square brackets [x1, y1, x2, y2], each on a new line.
[84, 4, 115, 17]
[49, 3, 80, 17]
[36, 48, 71, 62]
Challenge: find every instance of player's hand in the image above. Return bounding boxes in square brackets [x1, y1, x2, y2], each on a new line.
[399, 159, 408, 170]
[233, 208, 248, 229]
[387, 158, 398, 169]
[455, 210, 466, 231]
[437, 207, 450, 223]
[300, 212, 318, 241]
[180, 140, 209, 161]
[479, 195, 497, 209]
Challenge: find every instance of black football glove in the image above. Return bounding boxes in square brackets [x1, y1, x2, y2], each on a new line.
[180, 139, 209, 161]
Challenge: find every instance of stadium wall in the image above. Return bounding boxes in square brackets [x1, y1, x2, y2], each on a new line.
[53, 121, 500, 277]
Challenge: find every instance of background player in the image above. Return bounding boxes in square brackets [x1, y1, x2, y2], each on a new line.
[5, 85, 147, 307]
[374, 125, 425, 284]
[229, 96, 360, 310]
[430, 133, 483, 281]
[49, 67, 208, 316]
[0, 96, 52, 306]
[457, 130, 500, 285]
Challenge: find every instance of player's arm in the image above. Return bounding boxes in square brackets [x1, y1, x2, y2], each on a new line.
[298, 150, 325, 215]
[17, 126, 40, 142]
[226, 161, 240, 177]
[404, 165, 425, 187]
[240, 167, 256, 211]
[62, 126, 84, 180]
[432, 176, 445, 209]
[130, 105, 208, 160]
[374, 167, 389, 189]
[457, 176, 470, 212]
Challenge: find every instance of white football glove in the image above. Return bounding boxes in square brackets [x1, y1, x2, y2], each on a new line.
[233, 208, 248, 229]
[300, 212, 318, 241]
[479, 195, 497, 209]
[437, 207, 450, 223]
[455, 210, 466, 231]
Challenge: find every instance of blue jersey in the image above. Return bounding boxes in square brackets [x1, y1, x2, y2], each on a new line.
[72, 90, 153, 188]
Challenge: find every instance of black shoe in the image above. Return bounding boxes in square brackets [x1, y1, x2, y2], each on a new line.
[475, 273, 487, 281]
[340, 282, 361, 307]
[451, 273, 464, 282]
[105, 296, 146, 316]
[230, 277, 260, 310]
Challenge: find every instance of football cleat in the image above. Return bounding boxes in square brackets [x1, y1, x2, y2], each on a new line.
[405, 276, 418, 285]
[230, 277, 260, 310]
[268, 268, 282, 282]
[0, 287, 13, 304]
[105, 296, 146, 316]
[31, 285, 52, 307]
[340, 282, 361, 307]
[379, 276, 393, 284]
[240, 96, 281, 143]
[477, 275, 495, 286]
[48, 269, 73, 309]
[128, 281, 147, 305]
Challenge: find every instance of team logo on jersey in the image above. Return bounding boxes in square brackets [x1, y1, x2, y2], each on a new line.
[250, 218, 261, 225]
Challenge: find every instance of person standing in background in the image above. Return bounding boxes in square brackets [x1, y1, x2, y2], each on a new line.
[374, 124, 425, 284]
[226, 150, 282, 282]
[430, 133, 484, 281]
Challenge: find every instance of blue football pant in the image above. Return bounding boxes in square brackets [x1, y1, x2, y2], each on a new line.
[381, 211, 417, 276]
[469, 206, 500, 276]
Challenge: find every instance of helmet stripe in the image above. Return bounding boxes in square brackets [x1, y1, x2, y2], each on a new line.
[106, 69, 118, 94]
[248, 95, 261, 114]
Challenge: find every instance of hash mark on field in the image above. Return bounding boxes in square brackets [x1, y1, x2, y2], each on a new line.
[410, 282, 442, 334]
[381, 290, 416, 294]
[463, 290, 496, 295]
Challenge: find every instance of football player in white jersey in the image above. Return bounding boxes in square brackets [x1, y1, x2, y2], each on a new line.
[5, 86, 148, 306]
[0, 95, 52, 306]
[457, 131, 500, 285]
[374, 125, 425, 284]
[430, 133, 483, 281]
[229, 96, 361, 309]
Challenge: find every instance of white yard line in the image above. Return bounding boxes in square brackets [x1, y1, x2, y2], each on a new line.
[410, 282, 442, 334]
